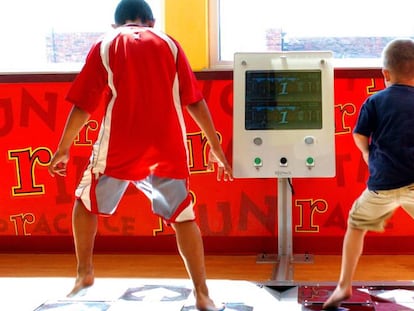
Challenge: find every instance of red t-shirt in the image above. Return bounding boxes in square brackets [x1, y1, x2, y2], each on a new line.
[67, 25, 203, 180]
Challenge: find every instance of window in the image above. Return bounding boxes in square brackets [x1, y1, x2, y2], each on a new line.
[0, 0, 163, 73]
[210, 0, 414, 68]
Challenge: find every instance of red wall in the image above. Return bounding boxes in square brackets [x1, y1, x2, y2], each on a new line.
[0, 70, 412, 255]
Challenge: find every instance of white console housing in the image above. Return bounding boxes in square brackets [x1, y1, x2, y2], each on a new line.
[233, 51, 335, 178]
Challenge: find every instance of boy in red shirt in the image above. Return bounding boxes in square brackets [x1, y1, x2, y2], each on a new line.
[48, 1, 232, 310]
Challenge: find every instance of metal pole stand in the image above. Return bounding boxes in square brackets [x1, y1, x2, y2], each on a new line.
[256, 178, 313, 282]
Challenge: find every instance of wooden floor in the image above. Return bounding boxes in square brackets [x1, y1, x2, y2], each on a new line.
[2, 253, 414, 282]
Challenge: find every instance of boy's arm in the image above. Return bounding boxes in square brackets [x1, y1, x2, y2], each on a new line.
[186, 99, 233, 181]
[353, 132, 370, 165]
[48, 106, 91, 177]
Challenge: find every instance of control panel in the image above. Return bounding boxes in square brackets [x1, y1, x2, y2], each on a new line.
[233, 51, 335, 178]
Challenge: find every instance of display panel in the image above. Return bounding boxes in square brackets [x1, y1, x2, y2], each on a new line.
[245, 70, 322, 130]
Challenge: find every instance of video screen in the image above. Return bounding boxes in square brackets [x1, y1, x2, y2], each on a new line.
[245, 70, 322, 130]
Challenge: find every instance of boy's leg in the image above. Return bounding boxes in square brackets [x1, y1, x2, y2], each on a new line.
[323, 226, 367, 309]
[171, 221, 223, 311]
[67, 173, 128, 297]
[67, 199, 98, 297]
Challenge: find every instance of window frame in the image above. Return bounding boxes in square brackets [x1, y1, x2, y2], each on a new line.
[208, 0, 232, 70]
[208, 0, 392, 69]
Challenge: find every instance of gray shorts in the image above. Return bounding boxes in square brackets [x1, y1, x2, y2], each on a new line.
[75, 170, 195, 223]
[348, 183, 414, 231]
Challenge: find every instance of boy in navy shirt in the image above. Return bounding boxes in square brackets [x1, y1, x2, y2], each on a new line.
[324, 38, 414, 309]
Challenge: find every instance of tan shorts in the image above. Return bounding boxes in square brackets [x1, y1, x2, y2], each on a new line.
[348, 183, 414, 231]
[75, 170, 195, 224]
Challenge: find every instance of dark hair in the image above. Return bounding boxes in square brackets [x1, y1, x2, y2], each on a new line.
[114, 0, 154, 25]
[383, 38, 414, 79]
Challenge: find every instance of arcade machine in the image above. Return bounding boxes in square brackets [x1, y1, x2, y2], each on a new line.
[233, 52, 414, 310]
[233, 50, 336, 281]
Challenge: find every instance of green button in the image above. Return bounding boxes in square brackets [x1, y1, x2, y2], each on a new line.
[306, 157, 314, 165]
[254, 157, 262, 166]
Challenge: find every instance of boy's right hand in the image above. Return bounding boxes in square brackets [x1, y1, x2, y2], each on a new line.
[48, 149, 70, 177]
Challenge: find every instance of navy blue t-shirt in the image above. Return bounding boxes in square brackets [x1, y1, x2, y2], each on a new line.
[354, 84, 414, 190]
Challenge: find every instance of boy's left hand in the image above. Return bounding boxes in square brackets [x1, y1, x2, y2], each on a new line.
[207, 149, 233, 182]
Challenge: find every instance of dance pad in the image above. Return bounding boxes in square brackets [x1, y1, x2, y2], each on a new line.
[296, 283, 414, 310]
[31, 279, 259, 311]
[3, 278, 414, 310]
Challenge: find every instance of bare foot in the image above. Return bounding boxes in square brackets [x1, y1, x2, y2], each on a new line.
[322, 285, 352, 310]
[194, 290, 225, 311]
[67, 273, 94, 298]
